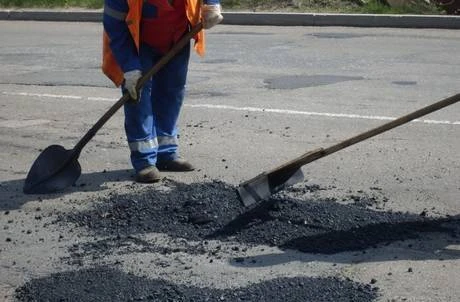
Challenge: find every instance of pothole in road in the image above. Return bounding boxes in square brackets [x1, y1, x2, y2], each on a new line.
[61, 180, 459, 255]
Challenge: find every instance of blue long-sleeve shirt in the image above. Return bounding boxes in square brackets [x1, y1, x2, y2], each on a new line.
[103, 0, 220, 73]
[103, 0, 141, 73]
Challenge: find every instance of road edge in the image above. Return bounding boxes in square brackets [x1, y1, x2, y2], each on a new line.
[0, 9, 459, 29]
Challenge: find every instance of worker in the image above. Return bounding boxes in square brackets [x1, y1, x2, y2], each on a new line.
[102, 0, 223, 183]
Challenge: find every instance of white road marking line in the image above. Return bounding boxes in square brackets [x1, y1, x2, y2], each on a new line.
[3, 91, 83, 100]
[187, 104, 460, 126]
[88, 97, 115, 102]
[2, 91, 459, 126]
[0, 119, 50, 128]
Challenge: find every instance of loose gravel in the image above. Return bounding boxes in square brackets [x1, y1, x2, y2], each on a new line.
[63, 180, 457, 253]
[15, 266, 378, 302]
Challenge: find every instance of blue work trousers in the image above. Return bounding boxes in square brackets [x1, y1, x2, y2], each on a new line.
[124, 42, 190, 172]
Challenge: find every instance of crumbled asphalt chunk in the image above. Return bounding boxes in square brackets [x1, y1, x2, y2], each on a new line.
[15, 266, 378, 302]
[188, 213, 215, 225]
[348, 194, 380, 208]
[62, 180, 458, 255]
[66, 235, 209, 262]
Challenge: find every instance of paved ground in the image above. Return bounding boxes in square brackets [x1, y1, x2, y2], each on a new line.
[0, 21, 459, 301]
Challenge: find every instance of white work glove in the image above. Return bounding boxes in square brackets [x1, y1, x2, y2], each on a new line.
[123, 69, 142, 103]
[201, 4, 223, 30]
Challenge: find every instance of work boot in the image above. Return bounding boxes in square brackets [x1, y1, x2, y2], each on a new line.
[135, 166, 161, 183]
[156, 158, 195, 172]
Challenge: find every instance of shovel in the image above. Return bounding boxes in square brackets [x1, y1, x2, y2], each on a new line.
[23, 23, 203, 194]
[238, 93, 460, 207]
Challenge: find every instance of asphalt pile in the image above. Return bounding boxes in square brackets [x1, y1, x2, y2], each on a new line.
[64, 180, 456, 253]
[16, 266, 378, 302]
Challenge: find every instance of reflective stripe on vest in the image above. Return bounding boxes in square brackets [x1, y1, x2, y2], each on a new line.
[129, 138, 158, 153]
[102, 0, 204, 87]
[158, 136, 178, 146]
[103, 4, 127, 21]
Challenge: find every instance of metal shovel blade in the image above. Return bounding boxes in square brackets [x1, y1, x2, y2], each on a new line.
[238, 168, 304, 207]
[23, 145, 81, 194]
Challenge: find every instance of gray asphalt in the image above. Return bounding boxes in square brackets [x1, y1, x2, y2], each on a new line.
[0, 21, 459, 301]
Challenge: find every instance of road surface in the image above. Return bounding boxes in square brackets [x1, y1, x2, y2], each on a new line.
[0, 21, 459, 301]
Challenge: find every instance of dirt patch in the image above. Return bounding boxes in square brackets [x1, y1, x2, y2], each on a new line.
[15, 266, 378, 302]
[264, 74, 364, 89]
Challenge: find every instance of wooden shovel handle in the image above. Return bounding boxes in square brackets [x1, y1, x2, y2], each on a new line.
[269, 93, 460, 174]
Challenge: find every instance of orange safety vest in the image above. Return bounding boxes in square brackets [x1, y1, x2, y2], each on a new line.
[102, 0, 205, 87]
